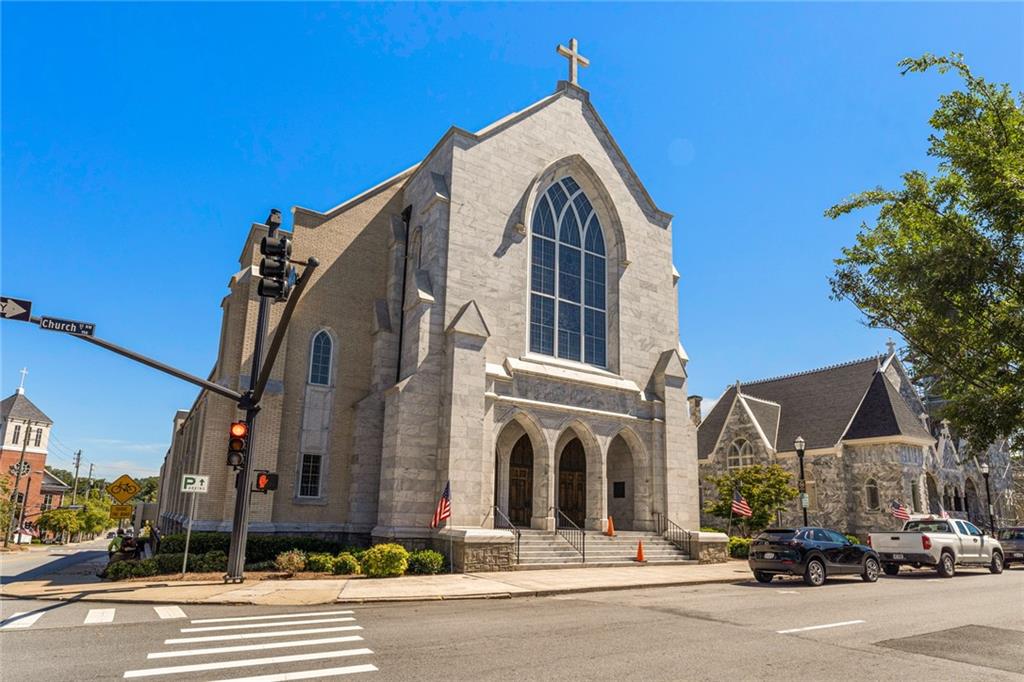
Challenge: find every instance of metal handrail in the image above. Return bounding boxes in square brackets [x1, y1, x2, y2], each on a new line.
[655, 514, 695, 558]
[554, 508, 586, 562]
[492, 505, 521, 563]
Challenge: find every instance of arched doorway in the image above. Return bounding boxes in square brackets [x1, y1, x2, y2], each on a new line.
[926, 474, 941, 514]
[965, 479, 981, 524]
[508, 435, 533, 526]
[606, 435, 635, 530]
[558, 439, 587, 527]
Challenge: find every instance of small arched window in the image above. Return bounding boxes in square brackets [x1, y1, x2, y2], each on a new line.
[865, 479, 880, 511]
[529, 176, 606, 366]
[727, 438, 754, 469]
[308, 331, 333, 386]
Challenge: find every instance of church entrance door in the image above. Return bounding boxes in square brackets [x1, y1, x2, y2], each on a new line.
[508, 435, 533, 527]
[558, 439, 587, 527]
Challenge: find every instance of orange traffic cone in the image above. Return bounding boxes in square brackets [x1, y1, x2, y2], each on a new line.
[635, 539, 645, 562]
[606, 516, 616, 537]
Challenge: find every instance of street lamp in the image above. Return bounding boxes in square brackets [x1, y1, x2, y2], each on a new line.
[980, 462, 996, 536]
[795, 436, 808, 526]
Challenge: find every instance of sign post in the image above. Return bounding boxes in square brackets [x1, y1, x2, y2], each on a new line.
[180, 474, 209, 575]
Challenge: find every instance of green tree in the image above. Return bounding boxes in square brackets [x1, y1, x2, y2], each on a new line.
[704, 464, 798, 536]
[0, 475, 12, 540]
[37, 508, 82, 538]
[77, 489, 113, 536]
[826, 53, 1023, 453]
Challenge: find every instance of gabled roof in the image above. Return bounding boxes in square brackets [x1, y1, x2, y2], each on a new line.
[40, 469, 70, 492]
[843, 371, 933, 441]
[0, 391, 52, 425]
[698, 356, 895, 458]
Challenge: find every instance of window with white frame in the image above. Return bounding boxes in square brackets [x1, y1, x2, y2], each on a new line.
[299, 454, 322, 498]
[41, 494, 54, 511]
[12, 425, 20, 445]
[529, 176, 607, 366]
[308, 331, 333, 386]
[34, 429, 42, 447]
[727, 438, 755, 469]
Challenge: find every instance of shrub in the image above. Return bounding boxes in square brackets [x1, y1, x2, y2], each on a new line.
[155, 553, 186, 574]
[700, 526, 725, 534]
[407, 549, 445, 575]
[728, 536, 752, 559]
[157, 532, 348, 564]
[333, 553, 361, 575]
[845, 534, 860, 545]
[192, 550, 228, 573]
[245, 560, 277, 572]
[105, 558, 159, 581]
[274, 549, 306, 574]
[306, 552, 337, 573]
[360, 543, 409, 578]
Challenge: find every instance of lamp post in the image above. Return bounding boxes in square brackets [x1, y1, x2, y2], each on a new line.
[980, 462, 996, 535]
[795, 436, 808, 526]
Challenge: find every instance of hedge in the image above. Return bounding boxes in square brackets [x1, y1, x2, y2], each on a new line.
[728, 536, 752, 559]
[407, 549, 445, 575]
[158, 532, 358, 564]
[360, 543, 409, 578]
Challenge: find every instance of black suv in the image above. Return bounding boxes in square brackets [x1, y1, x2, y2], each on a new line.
[748, 527, 881, 586]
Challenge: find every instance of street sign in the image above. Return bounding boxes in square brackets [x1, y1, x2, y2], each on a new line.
[106, 474, 142, 503]
[39, 316, 96, 337]
[109, 504, 133, 520]
[800, 493, 810, 509]
[181, 474, 209, 494]
[0, 297, 32, 321]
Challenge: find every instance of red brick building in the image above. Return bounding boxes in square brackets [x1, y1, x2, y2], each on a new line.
[2, 387, 68, 537]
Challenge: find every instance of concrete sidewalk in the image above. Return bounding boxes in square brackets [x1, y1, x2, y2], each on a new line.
[1, 562, 751, 606]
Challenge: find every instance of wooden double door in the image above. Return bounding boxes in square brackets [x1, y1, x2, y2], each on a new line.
[558, 439, 587, 527]
[508, 436, 533, 527]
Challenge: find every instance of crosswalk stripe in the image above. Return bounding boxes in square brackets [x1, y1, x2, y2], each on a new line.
[154, 606, 186, 620]
[123, 647, 374, 678]
[209, 663, 379, 681]
[0, 612, 44, 630]
[165, 624, 363, 645]
[147, 635, 363, 659]
[190, 610, 353, 624]
[85, 608, 116, 624]
[180, 616, 355, 633]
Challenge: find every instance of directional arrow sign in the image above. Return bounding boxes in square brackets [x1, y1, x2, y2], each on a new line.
[39, 316, 96, 337]
[0, 297, 32, 321]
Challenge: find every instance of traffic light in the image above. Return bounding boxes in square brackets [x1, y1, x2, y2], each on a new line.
[257, 234, 296, 301]
[254, 470, 279, 493]
[227, 421, 248, 468]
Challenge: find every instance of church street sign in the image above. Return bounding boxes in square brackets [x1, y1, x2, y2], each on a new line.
[0, 296, 32, 321]
[106, 474, 142, 503]
[39, 316, 96, 337]
[109, 504, 134, 520]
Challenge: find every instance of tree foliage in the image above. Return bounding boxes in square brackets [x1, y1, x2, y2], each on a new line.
[826, 53, 1023, 453]
[36, 508, 83, 537]
[704, 464, 799, 536]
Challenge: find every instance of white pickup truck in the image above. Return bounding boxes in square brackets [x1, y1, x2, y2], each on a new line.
[868, 517, 1004, 578]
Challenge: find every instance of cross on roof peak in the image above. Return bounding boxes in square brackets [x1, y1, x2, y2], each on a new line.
[556, 37, 590, 87]
[17, 367, 27, 395]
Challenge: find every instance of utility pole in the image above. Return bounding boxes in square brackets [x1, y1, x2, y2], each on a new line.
[18, 473, 33, 537]
[4, 421, 34, 547]
[71, 450, 82, 505]
[85, 463, 94, 496]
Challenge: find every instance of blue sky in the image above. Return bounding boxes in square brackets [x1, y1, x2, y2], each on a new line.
[2, 3, 1020, 479]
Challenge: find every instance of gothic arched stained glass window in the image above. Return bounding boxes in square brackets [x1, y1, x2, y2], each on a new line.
[530, 177, 606, 366]
[309, 330, 333, 385]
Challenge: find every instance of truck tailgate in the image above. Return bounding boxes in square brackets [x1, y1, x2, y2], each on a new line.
[870, 532, 922, 553]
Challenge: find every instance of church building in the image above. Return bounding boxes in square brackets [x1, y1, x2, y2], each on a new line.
[157, 41, 702, 569]
[695, 348, 1014, 538]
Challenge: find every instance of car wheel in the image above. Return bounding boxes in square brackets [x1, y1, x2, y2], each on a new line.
[937, 552, 956, 578]
[990, 552, 1004, 574]
[754, 571, 773, 584]
[862, 557, 880, 583]
[882, 562, 900, 576]
[803, 558, 826, 586]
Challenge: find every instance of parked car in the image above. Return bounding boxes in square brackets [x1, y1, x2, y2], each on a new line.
[868, 517, 1004, 577]
[106, 531, 116, 539]
[748, 527, 881, 586]
[997, 527, 1024, 568]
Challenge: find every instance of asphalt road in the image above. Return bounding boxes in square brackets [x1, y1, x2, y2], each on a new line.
[0, 537, 109, 584]
[1, 565, 1022, 681]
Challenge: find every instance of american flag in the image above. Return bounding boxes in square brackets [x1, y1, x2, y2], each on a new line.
[731, 489, 753, 517]
[889, 499, 911, 521]
[430, 481, 452, 528]
[937, 503, 950, 519]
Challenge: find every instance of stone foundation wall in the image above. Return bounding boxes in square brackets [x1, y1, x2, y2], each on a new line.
[693, 531, 729, 564]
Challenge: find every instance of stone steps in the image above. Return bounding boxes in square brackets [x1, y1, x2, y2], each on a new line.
[512, 530, 692, 569]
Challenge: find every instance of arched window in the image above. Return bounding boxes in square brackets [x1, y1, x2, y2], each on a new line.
[308, 331, 333, 386]
[727, 438, 754, 469]
[865, 479, 880, 511]
[529, 176, 606, 366]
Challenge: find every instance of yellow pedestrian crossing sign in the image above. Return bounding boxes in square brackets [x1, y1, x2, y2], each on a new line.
[106, 474, 142, 503]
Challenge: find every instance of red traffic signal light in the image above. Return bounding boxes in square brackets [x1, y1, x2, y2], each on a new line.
[254, 471, 279, 493]
[227, 421, 248, 467]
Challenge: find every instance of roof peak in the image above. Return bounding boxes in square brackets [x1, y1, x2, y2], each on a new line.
[740, 355, 883, 387]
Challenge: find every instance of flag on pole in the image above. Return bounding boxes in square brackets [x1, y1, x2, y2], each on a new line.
[889, 499, 911, 521]
[431, 481, 452, 528]
[937, 502, 950, 519]
[731, 489, 753, 518]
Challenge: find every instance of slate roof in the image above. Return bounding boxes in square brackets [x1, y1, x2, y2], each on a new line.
[697, 356, 935, 459]
[0, 391, 52, 425]
[743, 396, 781, 449]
